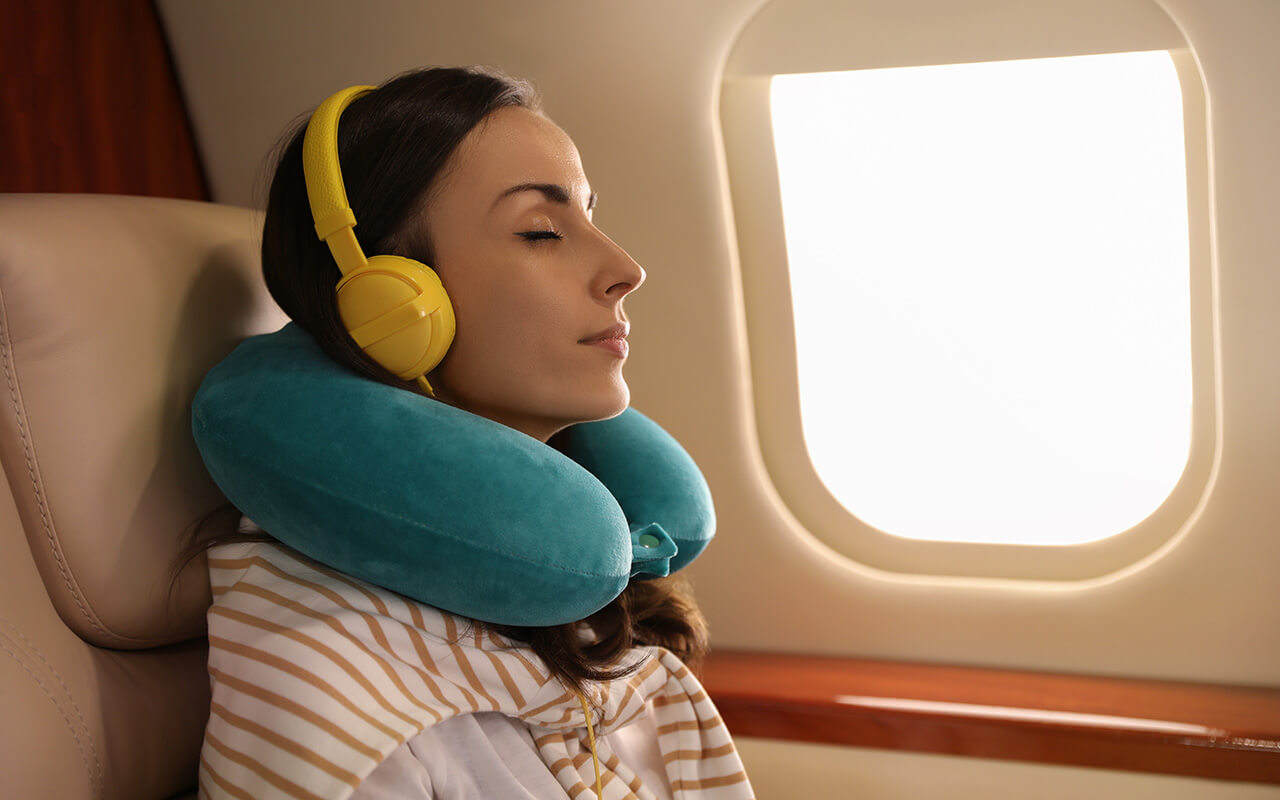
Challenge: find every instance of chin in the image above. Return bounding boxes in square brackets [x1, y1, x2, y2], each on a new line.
[562, 379, 630, 424]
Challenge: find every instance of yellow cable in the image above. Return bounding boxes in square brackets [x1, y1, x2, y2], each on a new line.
[415, 374, 435, 397]
[576, 689, 604, 799]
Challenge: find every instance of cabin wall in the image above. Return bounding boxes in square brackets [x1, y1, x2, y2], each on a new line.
[95, 1, 1280, 795]
[1, 0, 206, 199]
[735, 739, 1280, 799]
[154, 0, 1279, 688]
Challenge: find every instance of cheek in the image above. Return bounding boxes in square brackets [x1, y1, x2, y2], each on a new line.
[488, 278, 570, 348]
[445, 272, 574, 384]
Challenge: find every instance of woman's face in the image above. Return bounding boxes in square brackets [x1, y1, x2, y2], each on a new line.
[421, 106, 646, 442]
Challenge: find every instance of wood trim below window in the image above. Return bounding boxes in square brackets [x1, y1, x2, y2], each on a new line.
[701, 651, 1280, 785]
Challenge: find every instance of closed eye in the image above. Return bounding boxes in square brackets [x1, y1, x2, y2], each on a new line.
[517, 230, 563, 242]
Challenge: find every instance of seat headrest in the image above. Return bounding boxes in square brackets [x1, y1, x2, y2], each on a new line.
[0, 194, 287, 647]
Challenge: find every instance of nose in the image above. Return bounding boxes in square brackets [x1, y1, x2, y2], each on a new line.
[590, 227, 646, 303]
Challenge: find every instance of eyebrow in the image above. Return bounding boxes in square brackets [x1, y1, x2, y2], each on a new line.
[491, 182, 598, 213]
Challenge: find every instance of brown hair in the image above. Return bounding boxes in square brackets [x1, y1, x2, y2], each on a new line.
[178, 66, 708, 696]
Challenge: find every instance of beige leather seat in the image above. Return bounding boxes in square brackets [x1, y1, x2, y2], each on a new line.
[0, 194, 288, 799]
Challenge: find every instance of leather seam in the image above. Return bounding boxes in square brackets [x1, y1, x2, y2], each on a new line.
[0, 626, 103, 800]
[0, 286, 109, 638]
[2, 618, 104, 791]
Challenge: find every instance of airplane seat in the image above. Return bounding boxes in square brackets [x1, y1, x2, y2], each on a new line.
[0, 194, 286, 800]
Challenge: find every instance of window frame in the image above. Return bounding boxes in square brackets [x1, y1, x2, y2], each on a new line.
[718, 19, 1216, 581]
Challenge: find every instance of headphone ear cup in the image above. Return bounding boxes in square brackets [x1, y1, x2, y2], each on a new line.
[335, 254, 456, 381]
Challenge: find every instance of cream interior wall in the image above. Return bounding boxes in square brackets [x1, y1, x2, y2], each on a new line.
[735, 738, 1280, 800]
[156, 0, 1279, 694]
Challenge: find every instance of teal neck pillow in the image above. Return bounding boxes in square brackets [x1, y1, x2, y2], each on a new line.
[191, 323, 715, 626]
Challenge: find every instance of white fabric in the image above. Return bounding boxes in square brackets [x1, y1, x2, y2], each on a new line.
[350, 704, 674, 799]
[197, 538, 754, 800]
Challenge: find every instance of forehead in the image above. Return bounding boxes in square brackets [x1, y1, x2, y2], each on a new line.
[440, 106, 587, 203]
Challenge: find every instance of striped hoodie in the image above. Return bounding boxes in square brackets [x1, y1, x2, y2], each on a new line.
[197, 537, 755, 800]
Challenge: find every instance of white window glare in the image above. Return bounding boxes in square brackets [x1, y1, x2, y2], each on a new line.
[770, 51, 1192, 546]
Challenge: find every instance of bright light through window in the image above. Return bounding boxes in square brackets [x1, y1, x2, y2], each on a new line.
[770, 51, 1191, 545]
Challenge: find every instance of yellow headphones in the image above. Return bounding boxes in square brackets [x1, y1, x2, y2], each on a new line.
[301, 85, 456, 397]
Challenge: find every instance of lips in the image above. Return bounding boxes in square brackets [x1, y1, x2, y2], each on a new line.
[579, 322, 629, 344]
[588, 337, 628, 358]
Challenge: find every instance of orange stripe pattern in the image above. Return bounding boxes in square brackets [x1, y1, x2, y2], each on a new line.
[199, 540, 754, 799]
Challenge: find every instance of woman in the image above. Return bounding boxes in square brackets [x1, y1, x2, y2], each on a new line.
[192, 66, 754, 799]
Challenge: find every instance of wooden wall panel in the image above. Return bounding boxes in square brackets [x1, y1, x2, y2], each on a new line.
[703, 651, 1280, 785]
[1, 0, 208, 199]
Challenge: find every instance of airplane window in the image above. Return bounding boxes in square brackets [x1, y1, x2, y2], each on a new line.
[770, 50, 1191, 545]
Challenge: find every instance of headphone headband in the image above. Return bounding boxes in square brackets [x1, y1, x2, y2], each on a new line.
[300, 83, 457, 397]
[302, 85, 377, 276]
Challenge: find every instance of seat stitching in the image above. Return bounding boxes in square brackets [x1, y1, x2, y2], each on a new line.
[2, 617, 104, 791]
[0, 286, 108, 638]
[0, 628, 102, 800]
